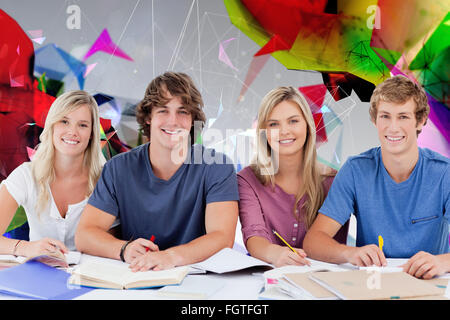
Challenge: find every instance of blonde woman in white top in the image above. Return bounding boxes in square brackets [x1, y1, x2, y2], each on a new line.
[0, 90, 105, 256]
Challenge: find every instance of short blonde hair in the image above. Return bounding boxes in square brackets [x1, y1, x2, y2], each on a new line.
[369, 75, 429, 134]
[31, 90, 105, 214]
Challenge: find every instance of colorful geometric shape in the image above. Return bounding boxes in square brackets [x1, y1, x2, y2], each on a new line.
[83, 28, 133, 62]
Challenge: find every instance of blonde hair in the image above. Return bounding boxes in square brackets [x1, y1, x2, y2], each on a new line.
[31, 90, 106, 214]
[251, 86, 331, 228]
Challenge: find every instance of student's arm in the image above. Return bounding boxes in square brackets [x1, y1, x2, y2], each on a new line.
[246, 236, 309, 267]
[304, 213, 386, 266]
[75, 204, 122, 259]
[0, 184, 68, 256]
[75, 204, 157, 260]
[403, 169, 450, 279]
[0, 185, 24, 254]
[129, 200, 238, 271]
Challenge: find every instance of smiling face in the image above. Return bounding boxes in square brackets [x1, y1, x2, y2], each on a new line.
[147, 93, 192, 151]
[265, 100, 308, 158]
[374, 98, 425, 158]
[52, 104, 92, 158]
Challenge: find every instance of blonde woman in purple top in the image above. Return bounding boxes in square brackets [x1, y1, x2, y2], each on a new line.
[238, 87, 348, 267]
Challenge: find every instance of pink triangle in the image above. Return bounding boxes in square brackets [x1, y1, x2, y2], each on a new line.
[31, 37, 46, 45]
[27, 29, 43, 38]
[84, 62, 98, 78]
[9, 74, 24, 87]
[219, 38, 238, 71]
[83, 29, 133, 61]
[26, 146, 36, 160]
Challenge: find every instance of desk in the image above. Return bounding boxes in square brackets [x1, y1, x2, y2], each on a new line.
[0, 254, 449, 300]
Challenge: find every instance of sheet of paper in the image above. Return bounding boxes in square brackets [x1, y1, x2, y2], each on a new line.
[66, 251, 81, 265]
[190, 248, 272, 273]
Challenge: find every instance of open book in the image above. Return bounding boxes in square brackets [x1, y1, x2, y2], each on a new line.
[0, 251, 81, 269]
[69, 262, 189, 289]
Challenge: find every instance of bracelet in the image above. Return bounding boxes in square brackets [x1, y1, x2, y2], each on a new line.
[12, 240, 22, 256]
[119, 240, 132, 262]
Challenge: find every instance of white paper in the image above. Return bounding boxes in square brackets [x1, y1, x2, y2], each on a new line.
[190, 248, 272, 274]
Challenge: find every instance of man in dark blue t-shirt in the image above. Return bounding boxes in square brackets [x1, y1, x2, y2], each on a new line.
[75, 72, 239, 271]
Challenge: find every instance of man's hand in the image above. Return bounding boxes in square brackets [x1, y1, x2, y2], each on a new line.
[123, 238, 159, 263]
[129, 249, 180, 272]
[343, 244, 387, 267]
[402, 251, 447, 279]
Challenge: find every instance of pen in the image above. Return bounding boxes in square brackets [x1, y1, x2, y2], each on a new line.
[272, 229, 305, 259]
[145, 235, 155, 252]
[378, 235, 384, 252]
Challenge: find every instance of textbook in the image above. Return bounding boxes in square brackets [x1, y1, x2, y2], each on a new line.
[0, 250, 81, 269]
[69, 262, 189, 289]
[309, 270, 443, 300]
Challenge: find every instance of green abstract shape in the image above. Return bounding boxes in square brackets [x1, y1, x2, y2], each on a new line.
[6, 206, 27, 233]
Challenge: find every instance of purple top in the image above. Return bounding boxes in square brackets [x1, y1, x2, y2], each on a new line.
[237, 166, 348, 249]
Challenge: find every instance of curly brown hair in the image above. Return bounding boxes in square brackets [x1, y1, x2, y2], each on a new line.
[135, 72, 206, 144]
[369, 75, 429, 135]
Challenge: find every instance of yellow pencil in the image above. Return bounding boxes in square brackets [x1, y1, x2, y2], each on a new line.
[378, 235, 384, 252]
[272, 229, 302, 257]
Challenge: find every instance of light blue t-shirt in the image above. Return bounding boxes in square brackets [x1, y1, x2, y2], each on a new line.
[319, 147, 450, 258]
[88, 143, 239, 250]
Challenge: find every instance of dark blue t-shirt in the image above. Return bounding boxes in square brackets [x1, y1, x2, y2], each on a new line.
[319, 147, 450, 258]
[88, 143, 239, 250]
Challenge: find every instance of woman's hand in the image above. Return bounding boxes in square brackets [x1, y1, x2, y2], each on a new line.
[17, 237, 68, 257]
[269, 245, 311, 267]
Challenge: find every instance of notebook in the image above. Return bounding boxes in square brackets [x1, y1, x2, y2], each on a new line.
[69, 261, 189, 289]
[309, 270, 443, 300]
[282, 271, 337, 299]
[0, 260, 92, 299]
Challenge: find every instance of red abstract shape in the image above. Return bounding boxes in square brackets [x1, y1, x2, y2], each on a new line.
[0, 9, 34, 90]
[313, 112, 327, 146]
[297, 84, 328, 145]
[0, 10, 55, 180]
[321, 72, 375, 102]
[298, 84, 327, 114]
[254, 34, 291, 56]
[242, 0, 333, 57]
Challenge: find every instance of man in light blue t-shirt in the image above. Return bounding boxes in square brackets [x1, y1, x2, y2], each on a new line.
[75, 72, 239, 271]
[304, 75, 450, 279]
